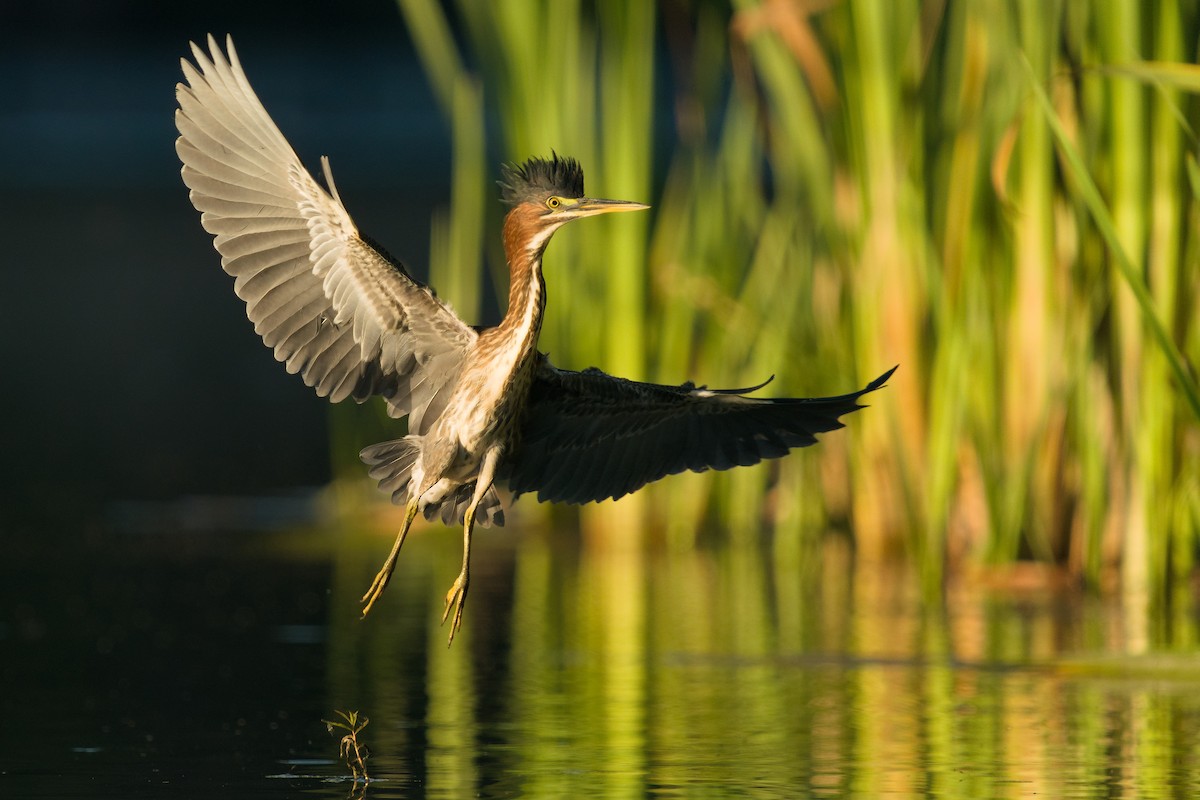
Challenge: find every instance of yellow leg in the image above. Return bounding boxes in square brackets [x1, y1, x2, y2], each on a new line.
[440, 512, 474, 646]
[440, 449, 499, 647]
[361, 497, 419, 617]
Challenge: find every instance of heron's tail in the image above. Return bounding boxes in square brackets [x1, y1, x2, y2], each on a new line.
[361, 436, 422, 504]
[359, 437, 506, 528]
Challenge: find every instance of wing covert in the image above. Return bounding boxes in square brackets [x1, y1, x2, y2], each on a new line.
[501, 362, 897, 505]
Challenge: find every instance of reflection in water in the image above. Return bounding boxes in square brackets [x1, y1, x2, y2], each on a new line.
[3, 508, 1200, 798]
[322, 514, 1200, 799]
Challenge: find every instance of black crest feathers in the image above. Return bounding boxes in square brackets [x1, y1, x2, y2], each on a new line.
[498, 153, 585, 206]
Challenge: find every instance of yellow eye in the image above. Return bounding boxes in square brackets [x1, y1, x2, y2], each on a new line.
[546, 196, 562, 209]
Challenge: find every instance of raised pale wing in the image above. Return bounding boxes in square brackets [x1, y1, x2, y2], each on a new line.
[175, 34, 475, 427]
[502, 362, 897, 505]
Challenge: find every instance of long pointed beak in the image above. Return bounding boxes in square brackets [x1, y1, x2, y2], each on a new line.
[573, 198, 650, 217]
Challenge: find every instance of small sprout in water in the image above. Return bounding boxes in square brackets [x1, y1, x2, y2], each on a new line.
[323, 709, 369, 782]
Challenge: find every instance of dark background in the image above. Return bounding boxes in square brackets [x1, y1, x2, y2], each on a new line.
[0, 1, 461, 521]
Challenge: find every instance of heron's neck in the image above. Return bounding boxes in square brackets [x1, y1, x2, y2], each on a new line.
[499, 211, 550, 350]
[501, 251, 546, 340]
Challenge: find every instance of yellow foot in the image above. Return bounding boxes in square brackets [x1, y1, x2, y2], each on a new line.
[440, 572, 469, 647]
[360, 565, 392, 617]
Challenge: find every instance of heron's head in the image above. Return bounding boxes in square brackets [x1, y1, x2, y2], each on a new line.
[499, 154, 647, 254]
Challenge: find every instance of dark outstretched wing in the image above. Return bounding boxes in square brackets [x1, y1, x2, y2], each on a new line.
[502, 362, 897, 505]
[175, 35, 474, 430]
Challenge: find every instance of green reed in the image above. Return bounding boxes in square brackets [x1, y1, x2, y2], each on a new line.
[371, 0, 1200, 595]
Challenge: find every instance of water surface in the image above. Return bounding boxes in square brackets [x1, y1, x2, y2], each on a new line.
[3, 500, 1199, 798]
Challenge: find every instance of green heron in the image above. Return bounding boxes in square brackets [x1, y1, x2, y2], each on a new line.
[176, 36, 895, 645]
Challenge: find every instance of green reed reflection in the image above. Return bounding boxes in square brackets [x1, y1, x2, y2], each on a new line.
[316, 520, 1200, 798]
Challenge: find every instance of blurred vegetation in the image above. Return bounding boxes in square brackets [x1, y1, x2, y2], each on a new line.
[335, 0, 1200, 598]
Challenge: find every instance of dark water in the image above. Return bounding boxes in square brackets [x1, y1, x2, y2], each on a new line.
[5, 497, 1200, 799]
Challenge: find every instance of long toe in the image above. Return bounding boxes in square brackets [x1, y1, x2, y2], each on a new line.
[360, 573, 383, 605]
[440, 575, 469, 646]
[360, 567, 393, 616]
